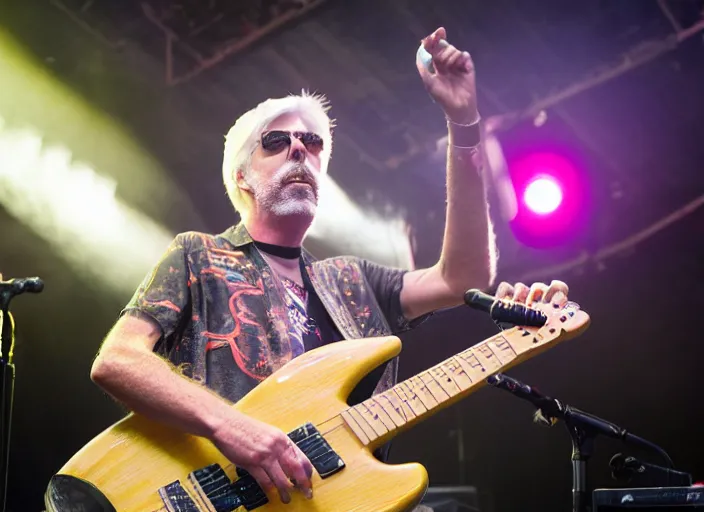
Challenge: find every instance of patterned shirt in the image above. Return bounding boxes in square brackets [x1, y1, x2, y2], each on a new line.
[281, 277, 319, 357]
[122, 223, 425, 406]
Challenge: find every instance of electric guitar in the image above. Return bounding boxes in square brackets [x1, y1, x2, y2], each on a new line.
[45, 300, 590, 512]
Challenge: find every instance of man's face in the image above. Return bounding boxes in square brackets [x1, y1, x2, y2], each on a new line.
[240, 113, 325, 219]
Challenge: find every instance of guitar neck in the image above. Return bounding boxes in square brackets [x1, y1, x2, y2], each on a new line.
[340, 322, 562, 447]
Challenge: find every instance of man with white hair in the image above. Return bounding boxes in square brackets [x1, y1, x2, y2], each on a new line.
[88, 27, 570, 507]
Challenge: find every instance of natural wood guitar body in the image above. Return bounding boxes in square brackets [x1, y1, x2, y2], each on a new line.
[46, 301, 590, 512]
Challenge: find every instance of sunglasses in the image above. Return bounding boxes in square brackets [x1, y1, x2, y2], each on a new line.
[261, 130, 324, 154]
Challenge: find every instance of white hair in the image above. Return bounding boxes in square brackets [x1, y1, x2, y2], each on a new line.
[222, 91, 334, 214]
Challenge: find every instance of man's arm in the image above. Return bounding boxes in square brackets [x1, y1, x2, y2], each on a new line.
[90, 313, 233, 441]
[91, 312, 313, 503]
[90, 233, 314, 503]
[401, 28, 495, 321]
[91, 313, 314, 503]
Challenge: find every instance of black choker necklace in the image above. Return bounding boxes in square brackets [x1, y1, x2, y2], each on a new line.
[253, 240, 302, 259]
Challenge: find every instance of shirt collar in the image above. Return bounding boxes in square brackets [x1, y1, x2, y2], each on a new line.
[217, 222, 317, 264]
[218, 222, 253, 248]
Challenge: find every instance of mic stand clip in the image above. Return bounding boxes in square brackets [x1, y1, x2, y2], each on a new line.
[529, 395, 596, 512]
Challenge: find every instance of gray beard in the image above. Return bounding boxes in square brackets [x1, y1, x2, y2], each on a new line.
[249, 176, 318, 219]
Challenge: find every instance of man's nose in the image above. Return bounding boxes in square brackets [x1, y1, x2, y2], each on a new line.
[288, 137, 307, 163]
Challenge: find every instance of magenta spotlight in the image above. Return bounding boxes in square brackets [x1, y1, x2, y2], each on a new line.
[524, 176, 563, 214]
[507, 150, 590, 248]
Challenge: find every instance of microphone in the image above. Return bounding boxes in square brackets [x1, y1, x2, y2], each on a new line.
[488, 373, 677, 468]
[486, 373, 562, 422]
[488, 373, 629, 440]
[610, 453, 692, 486]
[0, 277, 45, 310]
[464, 289, 547, 327]
[0, 277, 44, 295]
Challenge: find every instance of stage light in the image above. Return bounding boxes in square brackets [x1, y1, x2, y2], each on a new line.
[0, 29, 181, 295]
[0, 123, 175, 295]
[506, 150, 590, 248]
[524, 176, 563, 214]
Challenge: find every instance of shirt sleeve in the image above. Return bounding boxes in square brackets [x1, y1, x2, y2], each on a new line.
[358, 258, 433, 334]
[121, 234, 191, 341]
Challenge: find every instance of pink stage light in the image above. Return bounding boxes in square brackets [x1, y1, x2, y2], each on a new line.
[524, 176, 563, 214]
[507, 151, 589, 248]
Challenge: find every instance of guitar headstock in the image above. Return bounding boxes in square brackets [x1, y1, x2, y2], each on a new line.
[502, 299, 591, 356]
[534, 300, 591, 343]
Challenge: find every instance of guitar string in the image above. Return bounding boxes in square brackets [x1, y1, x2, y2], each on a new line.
[151, 364, 493, 508]
[313, 317, 571, 441]
[312, 347, 504, 440]
[308, 335, 498, 436]
[173, 327, 561, 505]
[206, 363, 501, 502]
[316, 422, 345, 437]
[313, 413, 340, 427]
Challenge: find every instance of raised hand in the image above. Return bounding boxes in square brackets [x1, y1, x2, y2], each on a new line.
[416, 27, 479, 125]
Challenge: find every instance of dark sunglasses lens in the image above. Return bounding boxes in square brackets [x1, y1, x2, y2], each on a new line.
[299, 133, 323, 151]
[262, 131, 290, 152]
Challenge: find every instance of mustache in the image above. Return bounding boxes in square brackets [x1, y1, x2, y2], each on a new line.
[279, 165, 319, 195]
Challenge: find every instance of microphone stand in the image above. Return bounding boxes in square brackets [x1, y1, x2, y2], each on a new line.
[566, 416, 594, 512]
[538, 392, 599, 512]
[0, 305, 16, 512]
[0, 277, 43, 512]
[465, 290, 684, 511]
[487, 373, 678, 512]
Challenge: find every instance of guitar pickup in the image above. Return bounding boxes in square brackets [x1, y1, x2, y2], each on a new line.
[288, 422, 346, 479]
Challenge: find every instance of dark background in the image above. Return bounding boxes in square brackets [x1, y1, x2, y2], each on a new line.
[1, 1, 704, 511]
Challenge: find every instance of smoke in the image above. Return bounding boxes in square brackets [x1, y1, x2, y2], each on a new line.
[0, 119, 174, 295]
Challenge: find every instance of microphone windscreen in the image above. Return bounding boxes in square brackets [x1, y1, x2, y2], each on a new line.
[24, 277, 44, 293]
[463, 288, 494, 313]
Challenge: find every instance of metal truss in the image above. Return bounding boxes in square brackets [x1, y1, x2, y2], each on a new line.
[490, 1, 704, 133]
[140, 0, 329, 85]
[49, 0, 329, 85]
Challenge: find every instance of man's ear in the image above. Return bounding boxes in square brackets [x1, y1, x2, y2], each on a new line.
[235, 169, 252, 192]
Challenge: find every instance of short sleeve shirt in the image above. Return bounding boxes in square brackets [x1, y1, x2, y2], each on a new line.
[121, 226, 422, 406]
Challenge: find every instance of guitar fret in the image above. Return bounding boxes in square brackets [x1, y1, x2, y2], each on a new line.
[407, 376, 439, 409]
[487, 335, 519, 365]
[475, 344, 503, 372]
[446, 357, 473, 390]
[457, 349, 487, 377]
[362, 399, 396, 430]
[398, 381, 428, 416]
[390, 387, 419, 421]
[356, 403, 389, 437]
[344, 407, 377, 442]
[369, 396, 405, 427]
[429, 365, 461, 396]
[340, 409, 370, 444]
[419, 371, 452, 402]
[381, 391, 414, 424]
